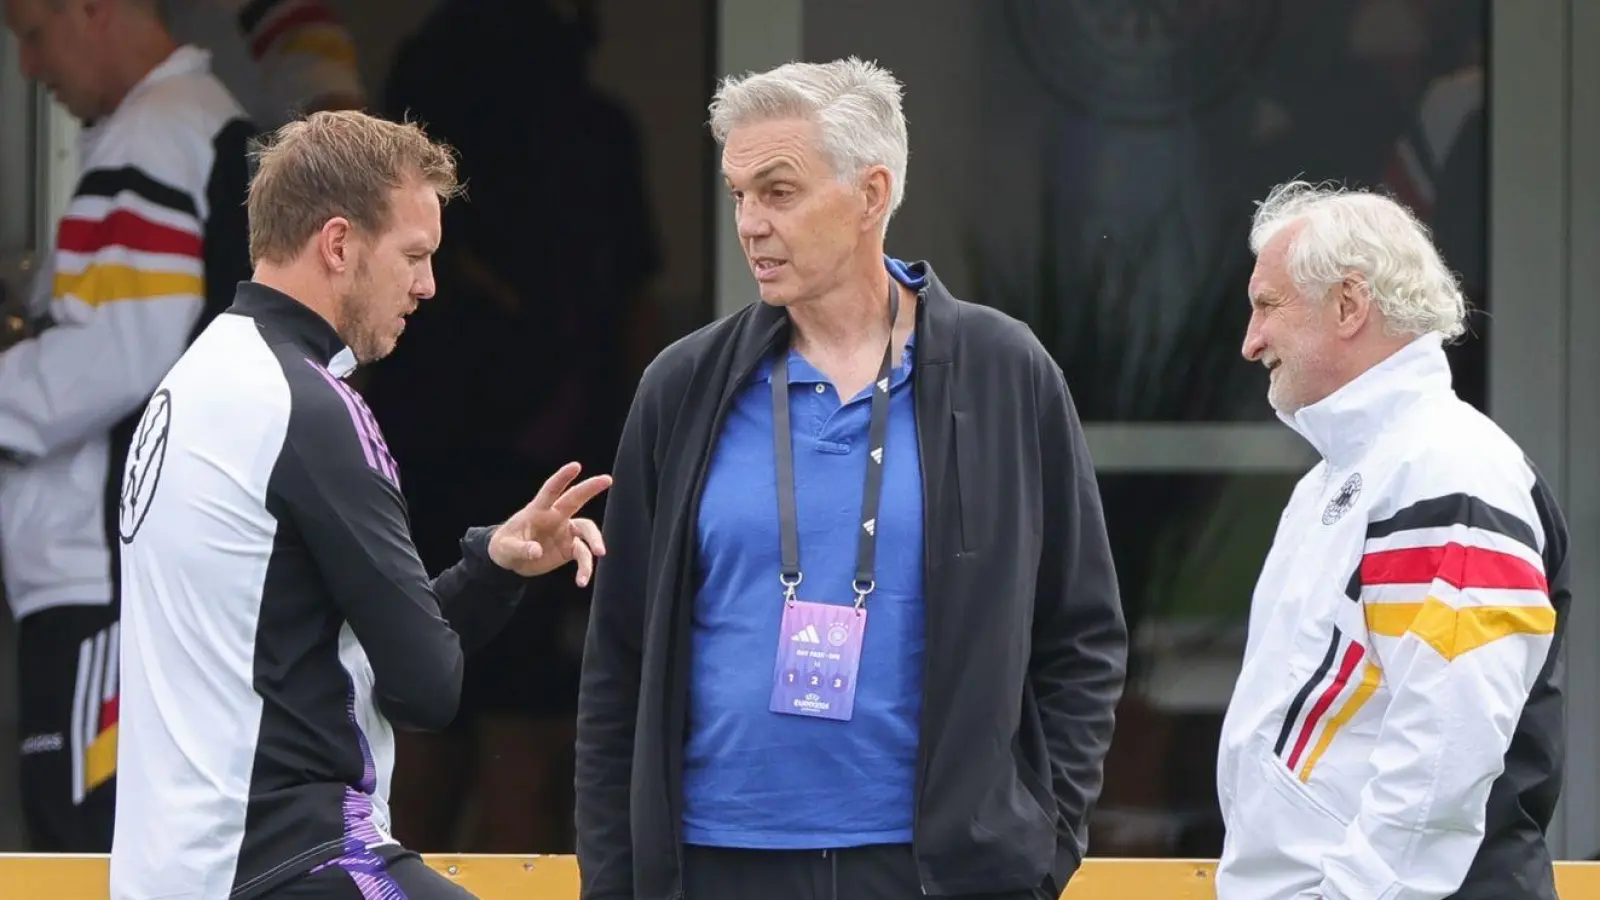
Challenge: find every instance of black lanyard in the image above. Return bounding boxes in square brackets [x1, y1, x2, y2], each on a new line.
[772, 278, 900, 610]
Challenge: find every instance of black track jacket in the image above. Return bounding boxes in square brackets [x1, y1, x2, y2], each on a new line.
[575, 262, 1128, 899]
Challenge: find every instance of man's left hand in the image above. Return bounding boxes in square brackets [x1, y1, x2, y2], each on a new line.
[488, 461, 612, 584]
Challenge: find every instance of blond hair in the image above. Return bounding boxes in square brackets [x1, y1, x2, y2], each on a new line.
[246, 111, 463, 266]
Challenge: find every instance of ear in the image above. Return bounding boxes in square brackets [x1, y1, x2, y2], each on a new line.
[858, 164, 893, 234]
[317, 217, 355, 274]
[1335, 275, 1373, 338]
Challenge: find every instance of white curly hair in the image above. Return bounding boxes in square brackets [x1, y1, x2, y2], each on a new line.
[1250, 180, 1468, 340]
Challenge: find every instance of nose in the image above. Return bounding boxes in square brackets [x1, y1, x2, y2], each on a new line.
[415, 260, 436, 300]
[1241, 310, 1266, 362]
[736, 202, 772, 241]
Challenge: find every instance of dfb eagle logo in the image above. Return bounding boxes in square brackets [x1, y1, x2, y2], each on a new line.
[1322, 473, 1362, 526]
[119, 389, 172, 543]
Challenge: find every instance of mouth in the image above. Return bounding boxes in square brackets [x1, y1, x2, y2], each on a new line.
[751, 257, 787, 280]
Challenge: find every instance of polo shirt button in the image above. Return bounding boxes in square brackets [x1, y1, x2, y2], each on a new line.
[815, 383, 826, 394]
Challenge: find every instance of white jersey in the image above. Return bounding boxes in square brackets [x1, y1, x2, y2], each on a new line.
[1216, 333, 1568, 900]
[0, 45, 252, 621]
[111, 281, 531, 898]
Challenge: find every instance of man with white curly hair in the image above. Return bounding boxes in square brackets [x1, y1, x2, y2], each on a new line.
[575, 56, 1127, 900]
[1216, 180, 1570, 900]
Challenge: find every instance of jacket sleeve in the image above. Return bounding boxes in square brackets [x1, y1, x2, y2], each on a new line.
[0, 163, 208, 462]
[231, 0, 367, 116]
[275, 364, 529, 731]
[1319, 467, 1557, 900]
[575, 364, 659, 900]
[1031, 361, 1129, 887]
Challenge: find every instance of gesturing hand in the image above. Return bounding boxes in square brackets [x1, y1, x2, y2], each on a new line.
[488, 461, 613, 585]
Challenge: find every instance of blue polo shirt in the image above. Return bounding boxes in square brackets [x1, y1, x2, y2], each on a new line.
[682, 259, 927, 849]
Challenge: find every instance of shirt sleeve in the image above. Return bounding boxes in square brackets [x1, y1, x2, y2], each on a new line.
[1320, 468, 1557, 900]
[0, 164, 207, 461]
[232, 0, 367, 116]
[273, 357, 530, 730]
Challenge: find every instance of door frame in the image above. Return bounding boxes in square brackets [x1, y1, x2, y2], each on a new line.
[1493, 0, 1600, 859]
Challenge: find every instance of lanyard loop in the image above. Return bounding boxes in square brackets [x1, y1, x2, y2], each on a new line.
[771, 278, 900, 611]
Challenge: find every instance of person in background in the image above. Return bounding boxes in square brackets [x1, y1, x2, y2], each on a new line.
[1217, 180, 1568, 900]
[576, 57, 1127, 900]
[0, 0, 254, 852]
[161, 0, 367, 128]
[1379, 0, 1487, 412]
[370, 0, 661, 854]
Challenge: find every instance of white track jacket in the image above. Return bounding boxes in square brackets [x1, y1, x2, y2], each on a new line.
[0, 47, 252, 620]
[1216, 333, 1569, 900]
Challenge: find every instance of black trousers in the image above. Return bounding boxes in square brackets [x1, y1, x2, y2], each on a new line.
[264, 854, 478, 899]
[683, 844, 1055, 900]
[17, 604, 120, 852]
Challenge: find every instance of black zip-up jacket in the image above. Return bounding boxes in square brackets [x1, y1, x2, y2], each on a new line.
[575, 262, 1128, 899]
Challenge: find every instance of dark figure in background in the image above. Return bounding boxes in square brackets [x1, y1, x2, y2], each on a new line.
[1381, 0, 1488, 412]
[366, 0, 661, 853]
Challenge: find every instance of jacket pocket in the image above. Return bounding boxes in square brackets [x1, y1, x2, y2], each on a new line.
[951, 409, 983, 553]
[966, 761, 1057, 881]
[1216, 738, 1350, 896]
[1261, 742, 1350, 828]
[1017, 685, 1058, 826]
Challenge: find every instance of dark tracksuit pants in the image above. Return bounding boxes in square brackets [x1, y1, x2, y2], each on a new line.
[683, 844, 1056, 900]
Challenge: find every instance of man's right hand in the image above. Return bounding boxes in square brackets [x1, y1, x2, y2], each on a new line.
[487, 462, 612, 584]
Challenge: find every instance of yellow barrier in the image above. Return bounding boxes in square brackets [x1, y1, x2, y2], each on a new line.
[2, 855, 1598, 898]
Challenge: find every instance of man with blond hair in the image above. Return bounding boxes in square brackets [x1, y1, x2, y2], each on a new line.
[1216, 180, 1569, 900]
[576, 57, 1126, 900]
[110, 110, 612, 900]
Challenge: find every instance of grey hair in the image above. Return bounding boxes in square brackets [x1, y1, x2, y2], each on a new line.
[709, 56, 909, 228]
[1250, 180, 1467, 340]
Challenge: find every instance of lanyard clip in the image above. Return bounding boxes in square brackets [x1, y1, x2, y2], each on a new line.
[852, 578, 875, 611]
[780, 571, 803, 606]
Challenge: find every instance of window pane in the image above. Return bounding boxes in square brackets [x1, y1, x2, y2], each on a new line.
[1093, 471, 1302, 858]
[804, 0, 1489, 421]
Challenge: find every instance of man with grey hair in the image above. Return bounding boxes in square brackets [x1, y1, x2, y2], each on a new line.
[1216, 180, 1569, 900]
[576, 56, 1127, 900]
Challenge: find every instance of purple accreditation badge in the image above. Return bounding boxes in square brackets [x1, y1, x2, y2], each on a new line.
[770, 599, 866, 722]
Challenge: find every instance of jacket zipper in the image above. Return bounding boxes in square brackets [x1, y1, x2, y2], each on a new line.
[908, 287, 932, 895]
